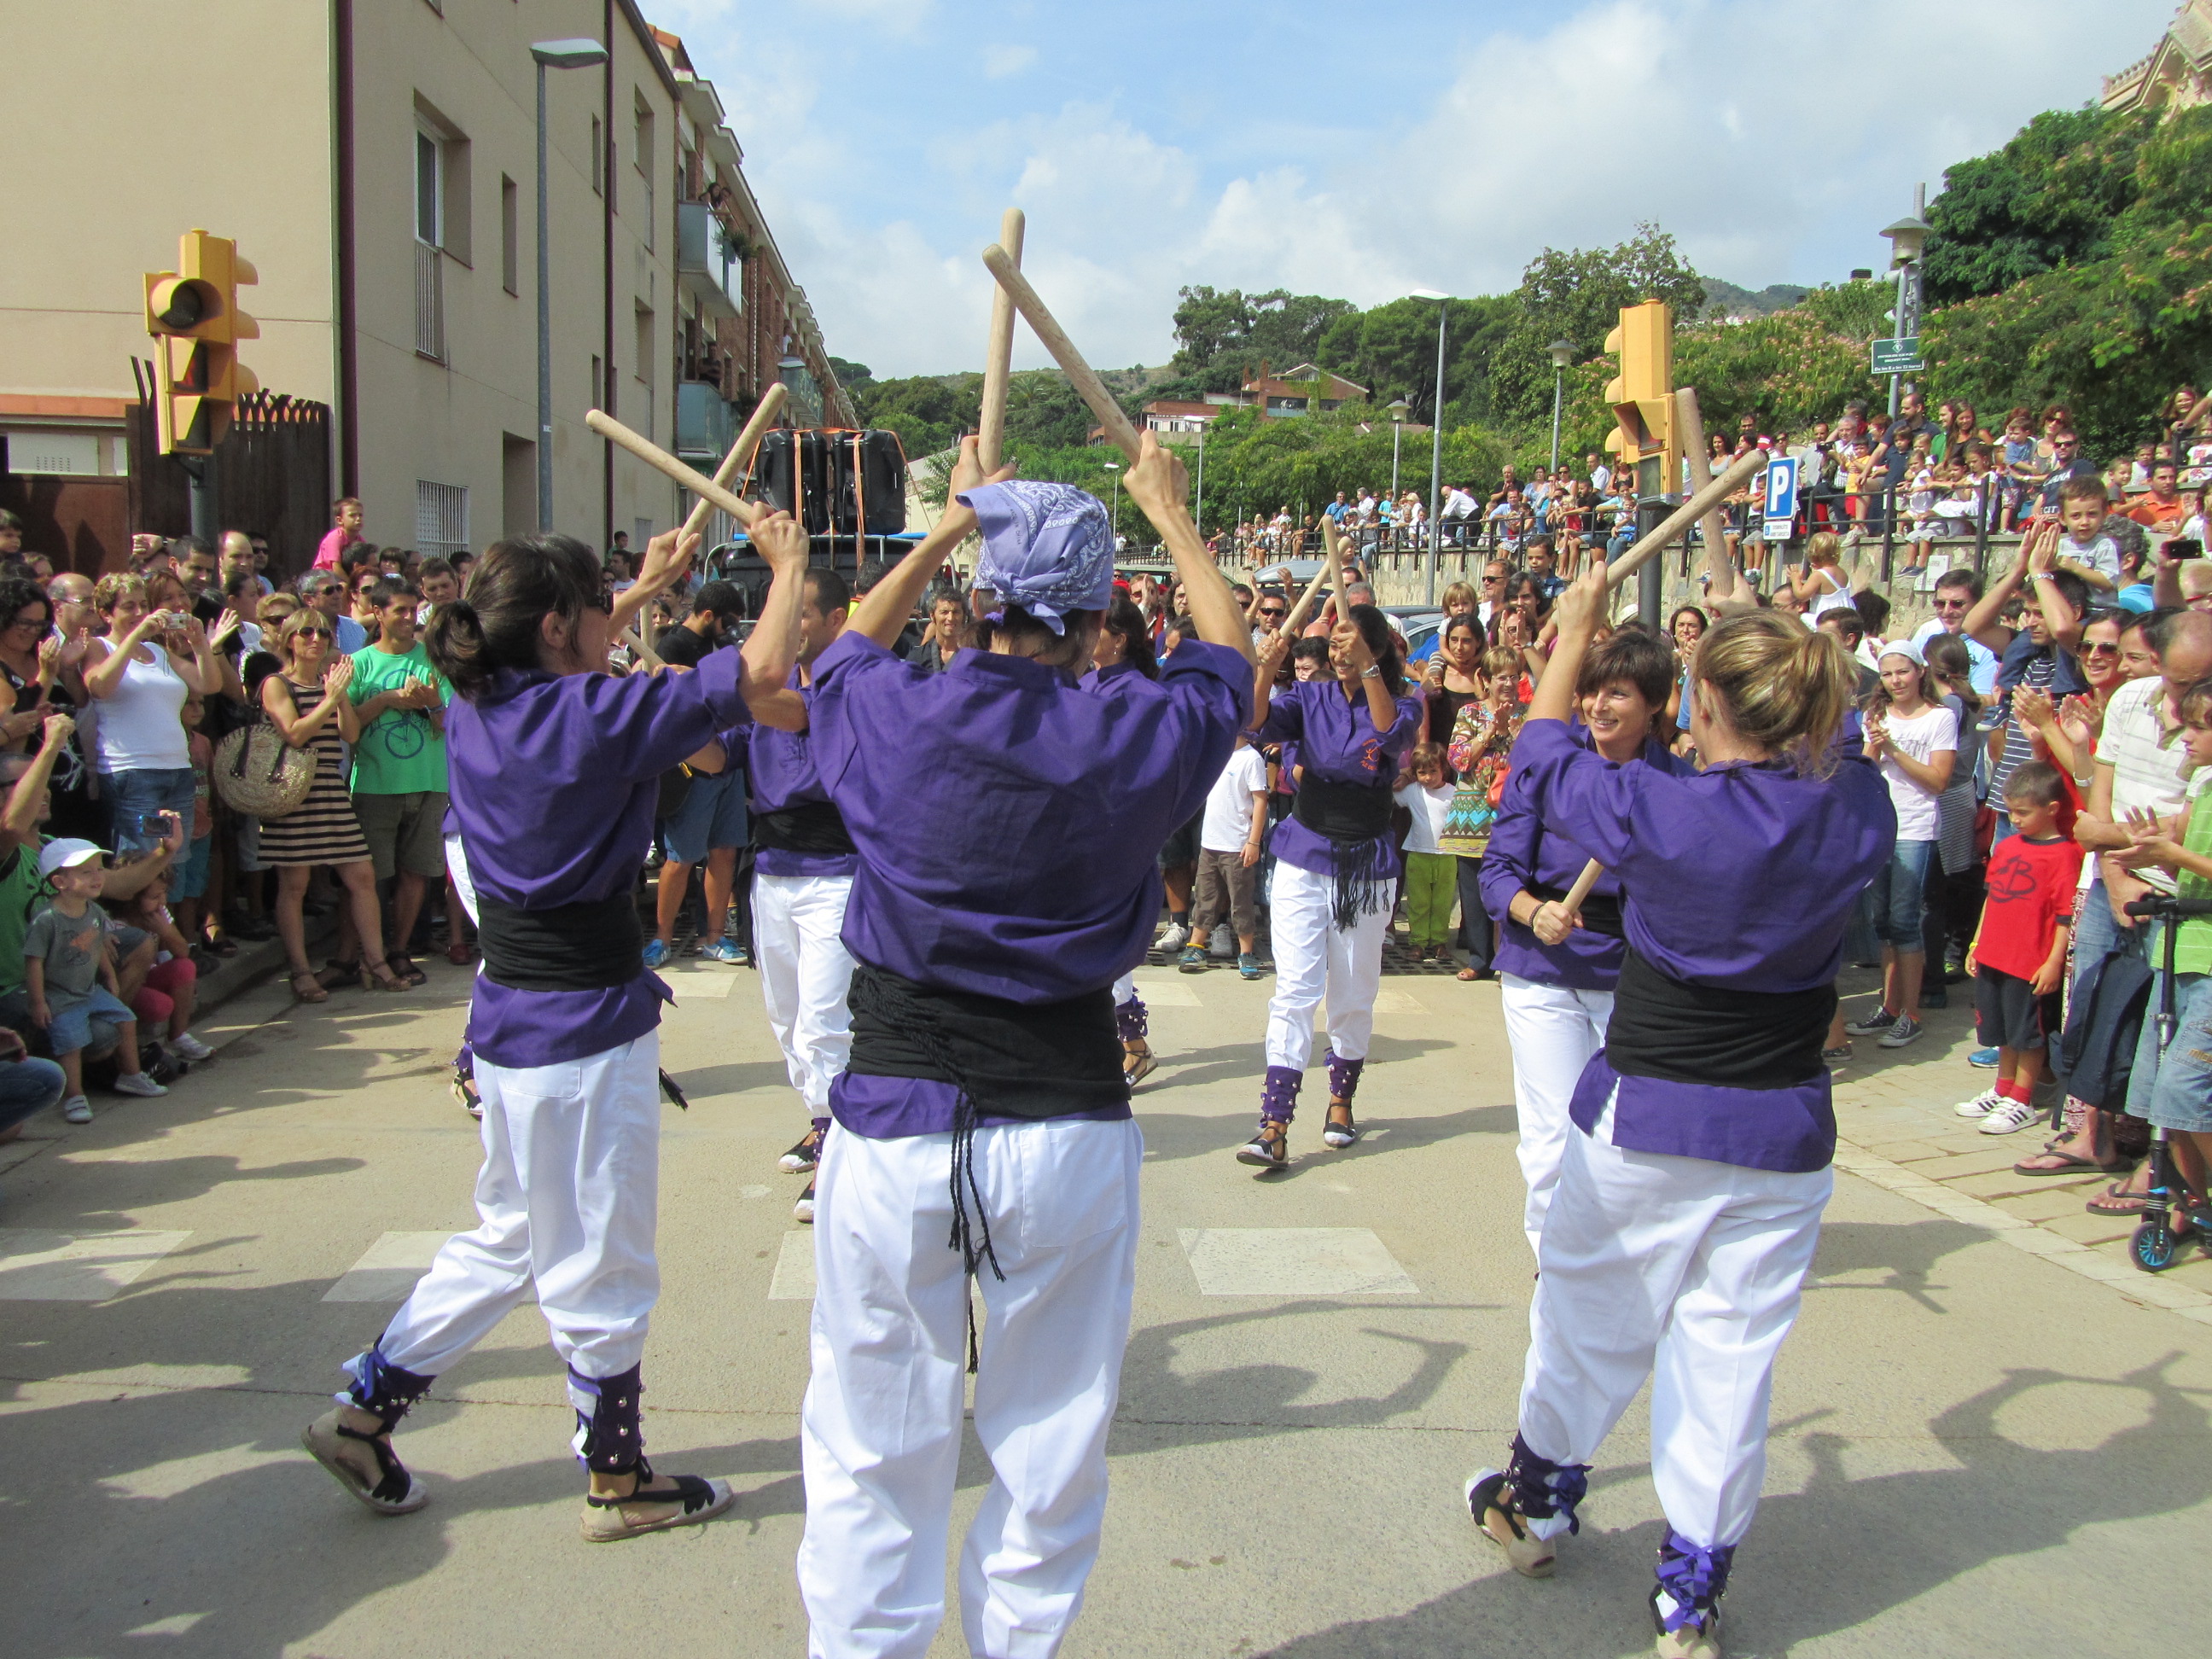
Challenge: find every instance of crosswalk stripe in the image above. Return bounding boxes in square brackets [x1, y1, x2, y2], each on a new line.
[1178, 1226, 1417, 1295]
[0, 1227, 193, 1301]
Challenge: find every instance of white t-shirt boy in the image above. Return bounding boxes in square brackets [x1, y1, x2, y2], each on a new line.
[1394, 780, 1456, 855]
[1200, 742, 1270, 855]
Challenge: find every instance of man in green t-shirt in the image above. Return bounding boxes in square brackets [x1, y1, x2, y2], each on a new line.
[348, 580, 450, 980]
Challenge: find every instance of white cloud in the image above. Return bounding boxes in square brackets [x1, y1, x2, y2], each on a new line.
[676, 0, 2176, 377]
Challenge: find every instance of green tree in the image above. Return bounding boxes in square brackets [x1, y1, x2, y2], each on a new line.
[1921, 108, 2152, 305]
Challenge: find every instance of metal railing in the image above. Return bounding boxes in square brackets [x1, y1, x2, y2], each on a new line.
[414, 241, 445, 362]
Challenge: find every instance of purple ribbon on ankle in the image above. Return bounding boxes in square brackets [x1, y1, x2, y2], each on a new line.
[1260, 1064, 1301, 1123]
[1326, 1051, 1365, 1101]
[1654, 1529, 1736, 1631]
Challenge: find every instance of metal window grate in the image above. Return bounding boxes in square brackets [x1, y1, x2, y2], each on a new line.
[415, 242, 445, 361]
[416, 480, 469, 559]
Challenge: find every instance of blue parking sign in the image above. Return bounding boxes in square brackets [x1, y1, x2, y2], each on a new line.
[1762, 455, 1799, 544]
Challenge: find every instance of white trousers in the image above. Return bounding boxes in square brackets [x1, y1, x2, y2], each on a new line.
[798, 1115, 1144, 1659]
[1499, 975, 1615, 1258]
[1263, 860, 1390, 1074]
[1518, 1097, 1831, 1550]
[756, 872, 857, 1113]
[1109, 970, 1135, 1008]
[377, 1034, 663, 1407]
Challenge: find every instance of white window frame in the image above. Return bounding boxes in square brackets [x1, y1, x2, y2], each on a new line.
[416, 480, 469, 560]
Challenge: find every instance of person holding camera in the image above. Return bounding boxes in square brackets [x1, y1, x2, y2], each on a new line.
[82, 573, 222, 857]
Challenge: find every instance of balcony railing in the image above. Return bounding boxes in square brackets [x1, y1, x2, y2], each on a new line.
[675, 379, 735, 461]
[676, 201, 741, 320]
[414, 241, 445, 361]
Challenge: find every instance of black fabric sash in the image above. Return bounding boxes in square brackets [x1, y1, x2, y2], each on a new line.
[754, 799, 856, 857]
[846, 963, 1126, 1119]
[1292, 773, 1394, 843]
[1605, 946, 1834, 1091]
[1532, 881, 1623, 939]
[477, 893, 643, 992]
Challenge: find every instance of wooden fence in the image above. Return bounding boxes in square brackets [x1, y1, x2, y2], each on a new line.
[126, 375, 331, 580]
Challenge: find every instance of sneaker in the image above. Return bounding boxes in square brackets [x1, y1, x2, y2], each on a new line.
[1953, 1086, 2006, 1119]
[1155, 923, 1191, 954]
[1237, 952, 1262, 981]
[793, 1181, 816, 1224]
[779, 1129, 823, 1173]
[700, 938, 748, 966]
[1821, 1042, 1853, 1066]
[1877, 1016, 1924, 1049]
[1969, 1045, 2000, 1068]
[1844, 1007, 1899, 1037]
[168, 1032, 215, 1062]
[1178, 945, 1208, 974]
[1979, 1097, 2039, 1135]
[112, 1072, 168, 1097]
[61, 1094, 91, 1124]
[641, 939, 672, 969]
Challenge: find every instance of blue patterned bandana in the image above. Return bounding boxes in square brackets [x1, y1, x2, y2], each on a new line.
[960, 480, 1114, 636]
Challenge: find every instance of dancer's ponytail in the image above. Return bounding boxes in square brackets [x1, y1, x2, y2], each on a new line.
[425, 533, 601, 701]
[1691, 613, 1855, 773]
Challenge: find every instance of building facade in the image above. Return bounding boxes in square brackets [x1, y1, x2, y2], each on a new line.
[0, 0, 848, 572]
[2104, 0, 2212, 115]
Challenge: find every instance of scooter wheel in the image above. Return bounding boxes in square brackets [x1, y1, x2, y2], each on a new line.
[2132, 1220, 2178, 1273]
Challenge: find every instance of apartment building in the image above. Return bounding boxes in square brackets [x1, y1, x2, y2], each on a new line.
[0, 0, 849, 570]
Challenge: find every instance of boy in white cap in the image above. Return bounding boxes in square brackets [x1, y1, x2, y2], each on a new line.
[25, 838, 167, 1122]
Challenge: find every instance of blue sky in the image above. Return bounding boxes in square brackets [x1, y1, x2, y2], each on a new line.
[651, 0, 2180, 378]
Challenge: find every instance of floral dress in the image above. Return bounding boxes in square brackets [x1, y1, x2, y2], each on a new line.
[1440, 697, 1523, 856]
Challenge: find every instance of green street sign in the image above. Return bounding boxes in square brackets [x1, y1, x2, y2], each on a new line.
[1872, 337, 1924, 375]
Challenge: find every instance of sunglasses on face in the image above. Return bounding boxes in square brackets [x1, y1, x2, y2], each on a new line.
[1933, 598, 1969, 610]
[2082, 642, 2122, 655]
[294, 626, 335, 640]
[586, 591, 615, 614]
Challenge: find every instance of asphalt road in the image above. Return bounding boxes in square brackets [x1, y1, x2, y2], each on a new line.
[3, 950, 2209, 1658]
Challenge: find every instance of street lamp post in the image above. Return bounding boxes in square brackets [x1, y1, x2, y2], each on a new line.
[1410, 290, 1449, 605]
[1193, 427, 1205, 542]
[1546, 339, 1575, 474]
[1878, 188, 1931, 579]
[1103, 460, 1122, 551]
[531, 38, 608, 533]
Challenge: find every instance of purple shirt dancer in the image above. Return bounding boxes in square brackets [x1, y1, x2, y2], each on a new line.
[795, 436, 1254, 1657]
[303, 519, 811, 1543]
[1468, 576, 1894, 1655]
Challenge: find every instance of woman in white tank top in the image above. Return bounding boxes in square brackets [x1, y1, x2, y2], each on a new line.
[83, 573, 222, 854]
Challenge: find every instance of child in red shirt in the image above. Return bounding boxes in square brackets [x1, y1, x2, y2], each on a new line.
[1961, 760, 2083, 1134]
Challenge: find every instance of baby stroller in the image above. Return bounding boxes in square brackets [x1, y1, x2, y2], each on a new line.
[2124, 890, 2212, 1272]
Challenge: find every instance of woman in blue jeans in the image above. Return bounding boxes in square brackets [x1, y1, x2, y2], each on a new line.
[1844, 642, 1958, 1050]
[83, 576, 222, 855]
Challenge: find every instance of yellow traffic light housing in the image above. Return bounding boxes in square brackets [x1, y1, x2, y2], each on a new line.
[144, 230, 259, 455]
[1602, 300, 1676, 494]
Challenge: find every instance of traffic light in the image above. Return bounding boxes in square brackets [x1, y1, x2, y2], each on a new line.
[1602, 300, 1675, 492]
[144, 230, 258, 455]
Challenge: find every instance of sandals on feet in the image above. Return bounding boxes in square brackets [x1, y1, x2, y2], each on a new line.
[290, 970, 329, 1005]
[1124, 1048, 1157, 1090]
[1322, 1101, 1360, 1149]
[1235, 1118, 1289, 1171]
[580, 1458, 736, 1542]
[363, 961, 410, 993]
[1465, 1470, 1556, 1578]
[386, 953, 428, 988]
[302, 1409, 428, 1516]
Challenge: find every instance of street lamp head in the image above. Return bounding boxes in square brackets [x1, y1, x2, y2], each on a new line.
[1547, 339, 1576, 370]
[1879, 212, 1931, 268]
[1387, 397, 1411, 421]
[1408, 288, 1449, 303]
[1102, 461, 1121, 472]
[531, 38, 608, 67]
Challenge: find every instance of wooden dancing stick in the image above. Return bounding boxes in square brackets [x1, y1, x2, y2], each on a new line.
[1604, 449, 1767, 590]
[977, 208, 1026, 472]
[981, 242, 1142, 462]
[1674, 387, 1738, 602]
[1281, 521, 1344, 637]
[587, 409, 761, 529]
[678, 381, 787, 541]
[620, 625, 663, 670]
[1559, 857, 1604, 920]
